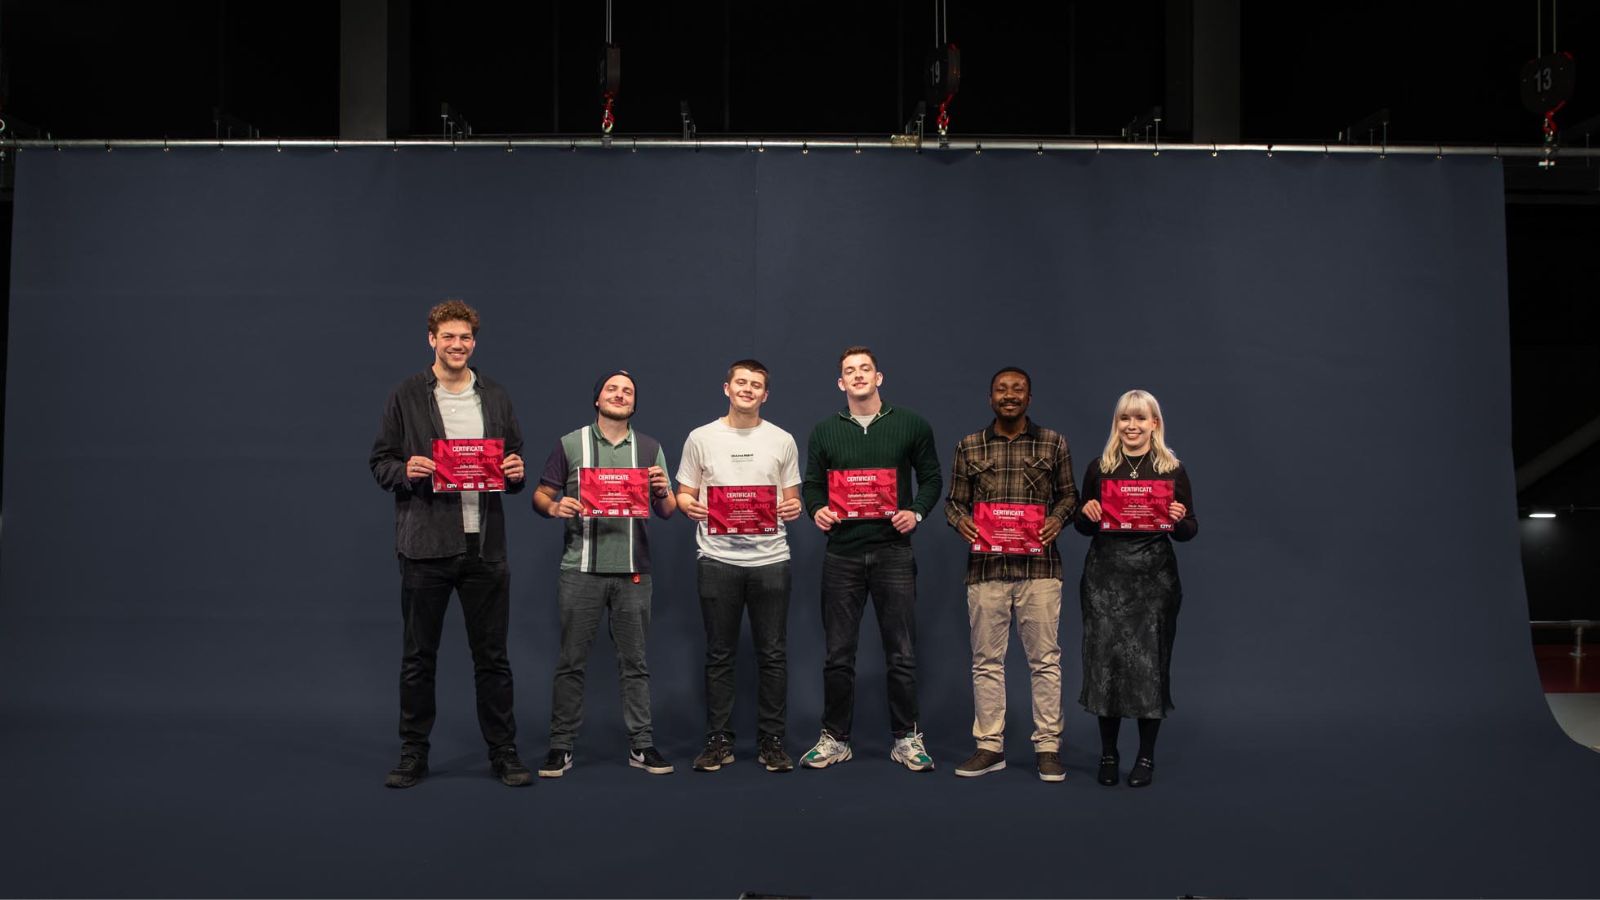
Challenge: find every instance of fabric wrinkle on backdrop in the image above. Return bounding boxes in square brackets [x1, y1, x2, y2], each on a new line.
[2, 148, 1593, 897]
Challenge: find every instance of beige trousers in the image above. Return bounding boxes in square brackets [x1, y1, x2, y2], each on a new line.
[967, 578, 1063, 752]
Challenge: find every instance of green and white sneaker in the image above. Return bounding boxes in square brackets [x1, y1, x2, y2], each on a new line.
[891, 731, 935, 772]
[799, 731, 853, 769]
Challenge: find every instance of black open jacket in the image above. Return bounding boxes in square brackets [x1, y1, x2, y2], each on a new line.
[369, 367, 526, 560]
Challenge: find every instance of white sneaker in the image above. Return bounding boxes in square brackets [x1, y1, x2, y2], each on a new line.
[891, 732, 935, 772]
[799, 731, 853, 769]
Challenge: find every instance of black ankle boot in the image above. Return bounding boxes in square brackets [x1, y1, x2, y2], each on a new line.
[1097, 753, 1120, 786]
[1128, 756, 1155, 787]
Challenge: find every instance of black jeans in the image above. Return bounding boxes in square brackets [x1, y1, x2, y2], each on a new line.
[698, 557, 791, 741]
[398, 534, 517, 756]
[821, 543, 919, 741]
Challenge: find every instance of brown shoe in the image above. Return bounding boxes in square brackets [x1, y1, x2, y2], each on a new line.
[1036, 751, 1066, 783]
[954, 748, 1006, 778]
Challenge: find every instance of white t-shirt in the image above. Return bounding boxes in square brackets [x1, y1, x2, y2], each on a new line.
[434, 371, 484, 534]
[676, 418, 802, 567]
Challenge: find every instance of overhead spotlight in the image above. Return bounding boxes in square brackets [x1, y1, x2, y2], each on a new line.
[679, 101, 696, 140]
[598, 0, 620, 136]
[1338, 108, 1390, 146]
[927, 43, 961, 136]
[1122, 106, 1162, 143]
[925, 0, 960, 140]
[1529, 511, 1557, 519]
[598, 44, 621, 135]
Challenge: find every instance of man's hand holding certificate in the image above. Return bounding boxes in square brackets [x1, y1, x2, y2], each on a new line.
[431, 438, 506, 492]
[1099, 479, 1177, 531]
[579, 467, 651, 517]
[971, 501, 1047, 555]
[706, 485, 779, 535]
[827, 468, 898, 520]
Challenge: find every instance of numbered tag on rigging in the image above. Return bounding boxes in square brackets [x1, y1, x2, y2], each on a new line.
[599, 43, 622, 98]
[1521, 52, 1575, 115]
[926, 43, 961, 105]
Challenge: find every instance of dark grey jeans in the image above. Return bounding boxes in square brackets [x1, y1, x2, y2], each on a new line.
[821, 542, 920, 741]
[698, 557, 791, 741]
[548, 571, 655, 752]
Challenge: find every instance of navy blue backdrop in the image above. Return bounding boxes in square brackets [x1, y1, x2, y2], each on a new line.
[2, 148, 1593, 897]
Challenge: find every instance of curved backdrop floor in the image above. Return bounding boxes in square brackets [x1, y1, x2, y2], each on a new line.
[2, 148, 1592, 897]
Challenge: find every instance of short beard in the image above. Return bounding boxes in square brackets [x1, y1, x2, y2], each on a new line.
[598, 406, 633, 422]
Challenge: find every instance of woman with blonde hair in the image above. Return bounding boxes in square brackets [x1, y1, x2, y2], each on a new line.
[1074, 389, 1197, 788]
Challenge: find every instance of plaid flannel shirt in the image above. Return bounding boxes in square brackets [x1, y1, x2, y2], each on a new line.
[944, 420, 1078, 584]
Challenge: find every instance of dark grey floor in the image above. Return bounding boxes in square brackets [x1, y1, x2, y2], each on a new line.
[1, 616, 1595, 898]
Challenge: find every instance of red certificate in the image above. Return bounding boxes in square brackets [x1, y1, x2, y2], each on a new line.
[579, 467, 651, 517]
[431, 438, 505, 492]
[971, 502, 1046, 555]
[1100, 479, 1177, 532]
[706, 485, 779, 535]
[828, 468, 897, 519]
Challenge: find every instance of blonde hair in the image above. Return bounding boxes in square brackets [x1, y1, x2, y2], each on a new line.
[1098, 390, 1180, 474]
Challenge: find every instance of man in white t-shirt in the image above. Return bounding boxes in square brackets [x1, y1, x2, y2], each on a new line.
[676, 359, 804, 773]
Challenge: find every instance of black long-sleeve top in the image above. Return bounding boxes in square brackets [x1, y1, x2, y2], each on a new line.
[1074, 456, 1197, 542]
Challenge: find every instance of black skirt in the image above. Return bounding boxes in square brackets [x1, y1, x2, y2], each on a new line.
[1078, 532, 1182, 719]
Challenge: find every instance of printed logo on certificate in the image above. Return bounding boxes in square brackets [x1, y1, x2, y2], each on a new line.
[827, 468, 897, 519]
[971, 502, 1046, 555]
[431, 438, 506, 492]
[706, 485, 778, 535]
[579, 467, 650, 517]
[1099, 479, 1176, 532]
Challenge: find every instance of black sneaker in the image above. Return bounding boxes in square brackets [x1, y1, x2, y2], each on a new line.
[384, 753, 428, 789]
[692, 734, 734, 772]
[628, 746, 675, 774]
[538, 749, 573, 778]
[490, 748, 533, 787]
[757, 736, 794, 773]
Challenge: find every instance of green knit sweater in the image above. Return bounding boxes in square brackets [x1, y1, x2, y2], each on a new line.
[801, 403, 943, 556]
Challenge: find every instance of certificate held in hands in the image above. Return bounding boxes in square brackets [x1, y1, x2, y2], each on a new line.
[706, 485, 778, 535]
[431, 438, 506, 492]
[828, 468, 897, 519]
[1099, 479, 1176, 532]
[971, 502, 1046, 555]
[579, 467, 651, 517]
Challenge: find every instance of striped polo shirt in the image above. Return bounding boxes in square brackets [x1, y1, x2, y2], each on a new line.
[540, 423, 671, 574]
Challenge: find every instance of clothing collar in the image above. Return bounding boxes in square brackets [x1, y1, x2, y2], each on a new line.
[984, 417, 1039, 442]
[424, 365, 480, 391]
[590, 420, 635, 447]
[837, 402, 895, 422]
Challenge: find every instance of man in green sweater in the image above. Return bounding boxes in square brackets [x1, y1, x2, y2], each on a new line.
[799, 346, 943, 771]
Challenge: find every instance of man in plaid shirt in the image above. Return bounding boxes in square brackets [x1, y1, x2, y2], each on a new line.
[944, 366, 1078, 782]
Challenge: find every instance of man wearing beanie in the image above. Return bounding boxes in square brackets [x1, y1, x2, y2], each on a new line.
[532, 370, 678, 776]
[799, 346, 943, 772]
